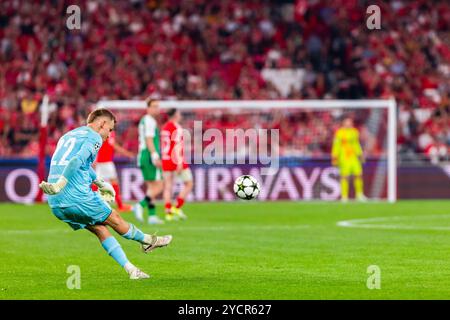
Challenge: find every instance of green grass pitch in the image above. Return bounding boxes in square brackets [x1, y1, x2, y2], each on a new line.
[1, 200, 449, 299]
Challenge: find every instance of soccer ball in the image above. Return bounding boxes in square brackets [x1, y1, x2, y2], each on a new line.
[233, 175, 260, 200]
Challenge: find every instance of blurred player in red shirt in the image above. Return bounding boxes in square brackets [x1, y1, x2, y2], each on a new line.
[161, 108, 193, 221]
[95, 131, 135, 212]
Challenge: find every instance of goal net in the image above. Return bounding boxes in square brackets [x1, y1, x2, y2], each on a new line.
[94, 99, 397, 202]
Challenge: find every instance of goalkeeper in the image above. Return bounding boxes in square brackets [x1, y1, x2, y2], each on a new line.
[331, 117, 367, 202]
[39, 109, 172, 280]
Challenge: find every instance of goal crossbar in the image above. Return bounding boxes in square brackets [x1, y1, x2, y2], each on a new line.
[97, 99, 394, 110]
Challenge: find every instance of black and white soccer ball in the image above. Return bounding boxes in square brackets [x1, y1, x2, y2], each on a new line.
[233, 175, 260, 200]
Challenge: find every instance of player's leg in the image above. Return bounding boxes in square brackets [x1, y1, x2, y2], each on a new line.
[340, 176, 349, 202]
[97, 162, 130, 212]
[172, 168, 193, 220]
[109, 162, 132, 212]
[111, 177, 132, 212]
[163, 171, 176, 221]
[110, 177, 129, 212]
[138, 181, 155, 214]
[104, 209, 172, 252]
[135, 150, 163, 223]
[145, 179, 164, 224]
[136, 181, 164, 224]
[352, 161, 366, 201]
[339, 165, 350, 202]
[354, 175, 365, 199]
[141, 182, 153, 211]
[135, 150, 153, 221]
[141, 168, 164, 224]
[86, 224, 149, 279]
[109, 177, 121, 207]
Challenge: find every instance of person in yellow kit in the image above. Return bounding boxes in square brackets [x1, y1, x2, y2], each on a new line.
[332, 117, 367, 202]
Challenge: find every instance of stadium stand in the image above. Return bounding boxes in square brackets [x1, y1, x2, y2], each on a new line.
[0, 0, 449, 162]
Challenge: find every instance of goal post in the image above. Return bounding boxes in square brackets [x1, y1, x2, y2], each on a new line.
[96, 99, 397, 203]
[36, 94, 50, 203]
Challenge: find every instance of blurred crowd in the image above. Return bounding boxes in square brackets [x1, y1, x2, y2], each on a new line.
[185, 109, 381, 158]
[0, 0, 449, 161]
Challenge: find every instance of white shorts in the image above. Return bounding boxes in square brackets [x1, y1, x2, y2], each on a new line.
[95, 162, 118, 181]
[163, 168, 193, 183]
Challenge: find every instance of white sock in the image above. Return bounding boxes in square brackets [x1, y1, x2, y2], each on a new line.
[124, 262, 137, 274]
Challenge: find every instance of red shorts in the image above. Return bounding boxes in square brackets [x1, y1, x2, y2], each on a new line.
[162, 161, 189, 171]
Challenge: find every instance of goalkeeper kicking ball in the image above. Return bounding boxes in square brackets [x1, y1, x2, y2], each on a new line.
[233, 175, 260, 200]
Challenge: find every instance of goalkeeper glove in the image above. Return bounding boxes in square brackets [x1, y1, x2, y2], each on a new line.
[39, 176, 68, 195]
[94, 178, 116, 203]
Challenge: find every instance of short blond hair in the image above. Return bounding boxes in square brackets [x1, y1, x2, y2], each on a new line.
[87, 108, 117, 124]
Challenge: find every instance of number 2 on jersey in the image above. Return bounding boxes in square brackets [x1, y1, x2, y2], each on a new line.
[51, 137, 77, 166]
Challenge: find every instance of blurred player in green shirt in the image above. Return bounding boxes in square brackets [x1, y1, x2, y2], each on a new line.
[134, 98, 165, 224]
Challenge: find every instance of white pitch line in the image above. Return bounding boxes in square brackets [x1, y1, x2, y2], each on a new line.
[337, 214, 450, 231]
[169, 225, 311, 231]
[1, 225, 311, 234]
